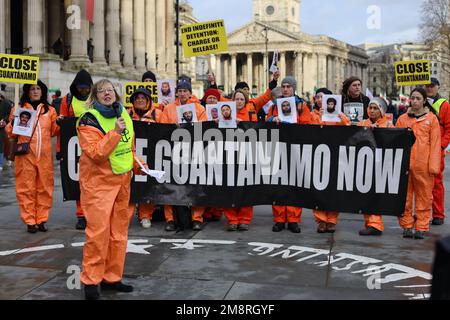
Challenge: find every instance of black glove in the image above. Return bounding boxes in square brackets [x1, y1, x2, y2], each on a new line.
[269, 79, 278, 90]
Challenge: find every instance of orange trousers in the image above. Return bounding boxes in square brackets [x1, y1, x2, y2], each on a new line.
[272, 206, 302, 223]
[15, 154, 53, 226]
[80, 173, 133, 286]
[164, 206, 204, 223]
[224, 207, 253, 225]
[399, 170, 434, 232]
[432, 153, 446, 219]
[314, 210, 339, 225]
[204, 207, 223, 219]
[363, 215, 384, 231]
[128, 203, 155, 220]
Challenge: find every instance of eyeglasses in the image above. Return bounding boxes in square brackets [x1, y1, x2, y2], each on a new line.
[97, 88, 115, 94]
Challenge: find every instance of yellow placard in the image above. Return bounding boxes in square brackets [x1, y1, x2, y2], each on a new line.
[394, 60, 431, 86]
[123, 82, 158, 108]
[0, 53, 40, 85]
[181, 19, 228, 58]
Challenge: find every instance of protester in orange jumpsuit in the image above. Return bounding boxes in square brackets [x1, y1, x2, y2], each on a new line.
[396, 87, 441, 239]
[266, 76, 311, 233]
[77, 79, 148, 300]
[160, 79, 207, 231]
[426, 77, 450, 225]
[6, 80, 59, 233]
[357, 98, 393, 236]
[127, 88, 166, 229]
[312, 90, 351, 233]
[311, 88, 332, 124]
[221, 72, 278, 231]
[56, 69, 93, 230]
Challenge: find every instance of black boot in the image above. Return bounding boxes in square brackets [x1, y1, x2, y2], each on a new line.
[37, 223, 48, 232]
[101, 281, 134, 293]
[359, 227, 382, 236]
[84, 285, 100, 300]
[76, 217, 87, 230]
[27, 225, 38, 234]
[272, 222, 285, 232]
[288, 222, 301, 233]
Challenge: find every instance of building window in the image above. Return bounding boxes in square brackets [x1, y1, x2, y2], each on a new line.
[292, 7, 295, 16]
[434, 63, 438, 67]
[373, 68, 376, 72]
[434, 71, 437, 74]
[373, 77, 377, 83]
[266, 5, 275, 15]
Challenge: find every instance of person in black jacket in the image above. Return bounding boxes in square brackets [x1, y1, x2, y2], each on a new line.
[342, 76, 370, 120]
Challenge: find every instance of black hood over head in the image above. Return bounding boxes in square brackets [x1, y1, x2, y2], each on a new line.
[70, 69, 93, 101]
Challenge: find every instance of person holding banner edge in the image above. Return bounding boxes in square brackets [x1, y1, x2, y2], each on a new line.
[266, 76, 311, 234]
[312, 88, 351, 233]
[56, 69, 94, 230]
[426, 77, 450, 226]
[127, 88, 166, 229]
[5, 80, 59, 233]
[396, 87, 441, 239]
[76, 79, 149, 300]
[357, 97, 393, 236]
[160, 78, 207, 231]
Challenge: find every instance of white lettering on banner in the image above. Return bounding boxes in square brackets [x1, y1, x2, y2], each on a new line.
[271, 142, 289, 185]
[67, 136, 81, 182]
[190, 141, 207, 185]
[255, 141, 273, 184]
[356, 146, 374, 193]
[289, 144, 313, 188]
[375, 149, 403, 194]
[313, 144, 331, 190]
[135, 139, 148, 183]
[224, 141, 238, 186]
[337, 147, 404, 194]
[205, 141, 223, 186]
[154, 140, 172, 183]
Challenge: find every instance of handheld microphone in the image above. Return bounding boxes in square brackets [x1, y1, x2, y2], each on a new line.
[112, 102, 121, 119]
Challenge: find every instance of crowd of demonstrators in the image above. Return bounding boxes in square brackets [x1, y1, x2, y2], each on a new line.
[2, 68, 448, 298]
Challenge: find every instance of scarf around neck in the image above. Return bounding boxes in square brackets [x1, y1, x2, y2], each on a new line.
[94, 102, 122, 118]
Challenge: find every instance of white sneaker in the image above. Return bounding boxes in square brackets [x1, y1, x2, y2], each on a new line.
[141, 219, 151, 229]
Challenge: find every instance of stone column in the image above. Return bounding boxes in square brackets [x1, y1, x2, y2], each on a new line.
[303, 53, 314, 96]
[263, 52, 269, 89]
[92, 0, 107, 66]
[69, 0, 90, 63]
[133, 0, 146, 71]
[166, 0, 175, 75]
[156, 0, 166, 74]
[224, 57, 229, 94]
[106, 0, 121, 68]
[295, 51, 303, 95]
[27, 0, 44, 54]
[280, 51, 286, 76]
[145, 0, 156, 70]
[327, 56, 335, 91]
[231, 53, 237, 89]
[121, 0, 134, 69]
[0, 0, 6, 53]
[317, 53, 327, 88]
[47, 0, 63, 55]
[247, 53, 253, 90]
[215, 54, 222, 86]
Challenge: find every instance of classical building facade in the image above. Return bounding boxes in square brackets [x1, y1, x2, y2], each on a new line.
[212, 0, 369, 98]
[364, 42, 447, 98]
[0, 0, 200, 96]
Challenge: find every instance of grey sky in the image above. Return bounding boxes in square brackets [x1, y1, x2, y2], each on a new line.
[187, 0, 424, 46]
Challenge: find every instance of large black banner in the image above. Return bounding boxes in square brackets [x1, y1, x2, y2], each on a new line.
[60, 119, 413, 216]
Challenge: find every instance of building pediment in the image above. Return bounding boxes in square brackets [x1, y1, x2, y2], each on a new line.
[227, 21, 300, 45]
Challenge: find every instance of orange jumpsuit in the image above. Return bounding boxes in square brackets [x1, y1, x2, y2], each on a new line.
[268, 101, 313, 224]
[357, 116, 394, 232]
[432, 99, 450, 219]
[127, 105, 170, 222]
[396, 110, 441, 232]
[223, 103, 261, 226]
[78, 114, 142, 286]
[57, 95, 85, 218]
[6, 103, 59, 226]
[313, 113, 351, 225]
[160, 98, 207, 223]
